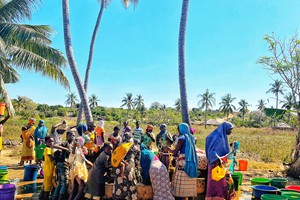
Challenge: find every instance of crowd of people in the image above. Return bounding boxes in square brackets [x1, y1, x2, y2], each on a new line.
[6, 113, 236, 200]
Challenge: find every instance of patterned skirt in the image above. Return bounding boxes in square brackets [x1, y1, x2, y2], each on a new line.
[149, 159, 174, 200]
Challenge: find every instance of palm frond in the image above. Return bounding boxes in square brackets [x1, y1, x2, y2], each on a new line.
[0, 0, 41, 23]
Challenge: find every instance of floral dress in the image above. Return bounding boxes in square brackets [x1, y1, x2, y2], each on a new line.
[113, 144, 140, 200]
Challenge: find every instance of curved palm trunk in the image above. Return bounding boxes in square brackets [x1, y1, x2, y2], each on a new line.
[0, 76, 15, 116]
[77, 0, 105, 124]
[62, 0, 93, 123]
[178, 0, 191, 126]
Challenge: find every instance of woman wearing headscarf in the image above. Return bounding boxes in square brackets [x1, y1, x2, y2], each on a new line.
[166, 123, 198, 199]
[156, 124, 173, 169]
[19, 118, 36, 165]
[142, 125, 155, 150]
[205, 122, 235, 200]
[95, 118, 105, 146]
[34, 120, 48, 145]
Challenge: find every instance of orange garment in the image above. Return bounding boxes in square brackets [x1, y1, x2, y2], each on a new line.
[84, 131, 95, 149]
[95, 127, 105, 137]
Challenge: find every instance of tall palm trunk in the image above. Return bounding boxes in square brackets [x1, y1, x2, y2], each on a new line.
[0, 75, 15, 116]
[77, 0, 105, 124]
[62, 0, 93, 123]
[178, 0, 191, 126]
[204, 106, 207, 129]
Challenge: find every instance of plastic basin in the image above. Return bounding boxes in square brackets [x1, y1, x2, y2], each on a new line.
[252, 185, 278, 199]
[283, 193, 300, 199]
[271, 178, 288, 189]
[280, 191, 300, 196]
[261, 194, 287, 200]
[0, 169, 8, 181]
[0, 183, 16, 200]
[286, 186, 300, 193]
[250, 177, 270, 186]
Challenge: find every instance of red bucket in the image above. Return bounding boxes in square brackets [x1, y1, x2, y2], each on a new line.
[238, 160, 248, 171]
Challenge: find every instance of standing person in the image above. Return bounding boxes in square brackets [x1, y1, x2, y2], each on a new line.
[156, 124, 173, 169]
[0, 105, 10, 154]
[53, 131, 75, 200]
[68, 137, 93, 200]
[166, 123, 198, 200]
[133, 120, 143, 144]
[19, 118, 36, 166]
[95, 118, 105, 146]
[205, 122, 235, 200]
[39, 136, 54, 200]
[34, 120, 48, 146]
[108, 126, 122, 150]
[84, 142, 113, 200]
[142, 125, 155, 150]
[112, 134, 140, 200]
[50, 120, 68, 147]
[83, 122, 97, 162]
[121, 121, 129, 140]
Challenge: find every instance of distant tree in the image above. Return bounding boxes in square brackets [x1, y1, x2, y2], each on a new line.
[266, 79, 285, 109]
[65, 93, 78, 109]
[197, 89, 216, 129]
[219, 94, 236, 121]
[150, 102, 162, 110]
[133, 94, 144, 111]
[121, 93, 134, 117]
[257, 99, 267, 112]
[89, 94, 100, 109]
[15, 96, 26, 112]
[238, 99, 250, 126]
[282, 93, 294, 124]
[174, 98, 181, 112]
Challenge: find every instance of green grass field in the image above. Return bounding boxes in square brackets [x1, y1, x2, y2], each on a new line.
[2, 117, 296, 163]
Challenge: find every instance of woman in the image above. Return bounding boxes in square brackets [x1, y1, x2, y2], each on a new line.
[141, 144, 175, 200]
[205, 122, 235, 200]
[142, 125, 155, 150]
[34, 120, 48, 145]
[0, 105, 10, 154]
[113, 134, 140, 200]
[166, 123, 198, 199]
[19, 118, 36, 165]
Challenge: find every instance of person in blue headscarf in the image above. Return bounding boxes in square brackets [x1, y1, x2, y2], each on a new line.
[34, 120, 48, 145]
[140, 144, 154, 185]
[205, 121, 235, 200]
[166, 123, 198, 199]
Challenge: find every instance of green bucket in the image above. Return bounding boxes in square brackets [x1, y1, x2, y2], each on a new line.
[232, 175, 239, 191]
[0, 169, 8, 181]
[232, 172, 243, 185]
[270, 178, 288, 189]
[250, 177, 270, 186]
[0, 180, 10, 184]
[261, 194, 288, 200]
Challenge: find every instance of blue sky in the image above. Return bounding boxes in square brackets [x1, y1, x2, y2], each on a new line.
[7, 0, 300, 110]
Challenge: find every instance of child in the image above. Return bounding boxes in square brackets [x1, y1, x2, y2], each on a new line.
[84, 142, 113, 200]
[39, 136, 54, 200]
[35, 138, 46, 177]
[52, 131, 75, 200]
[108, 126, 122, 150]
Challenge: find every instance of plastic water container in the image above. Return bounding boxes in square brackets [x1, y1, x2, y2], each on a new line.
[0, 184, 16, 200]
[232, 174, 240, 191]
[23, 165, 39, 181]
[0, 103, 5, 115]
[0, 166, 8, 181]
[233, 172, 243, 185]
[238, 160, 248, 171]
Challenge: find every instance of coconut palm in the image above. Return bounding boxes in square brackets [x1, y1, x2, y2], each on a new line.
[266, 79, 285, 109]
[89, 94, 100, 109]
[282, 93, 294, 124]
[178, 0, 191, 126]
[257, 99, 266, 112]
[174, 98, 181, 112]
[121, 93, 134, 117]
[77, 0, 139, 123]
[0, 0, 69, 115]
[219, 94, 236, 121]
[15, 96, 26, 112]
[197, 89, 216, 129]
[238, 99, 250, 126]
[62, 0, 93, 123]
[133, 94, 144, 111]
[65, 92, 78, 109]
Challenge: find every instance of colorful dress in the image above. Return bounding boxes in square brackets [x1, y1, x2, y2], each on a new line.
[21, 125, 36, 161]
[68, 148, 88, 183]
[113, 144, 140, 200]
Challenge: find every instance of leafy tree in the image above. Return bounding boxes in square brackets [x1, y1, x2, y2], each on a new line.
[266, 79, 285, 109]
[174, 98, 181, 112]
[178, 0, 191, 125]
[121, 93, 134, 118]
[282, 93, 294, 124]
[89, 94, 100, 109]
[14, 96, 26, 112]
[219, 94, 236, 121]
[150, 102, 162, 110]
[65, 92, 78, 109]
[0, 0, 69, 115]
[238, 99, 250, 126]
[133, 94, 144, 111]
[197, 89, 216, 128]
[257, 99, 267, 112]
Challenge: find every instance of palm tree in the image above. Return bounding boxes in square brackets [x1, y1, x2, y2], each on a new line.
[282, 93, 294, 124]
[89, 94, 100, 109]
[133, 94, 144, 111]
[0, 0, 69, 116]
[65, 93, 78, 109]
[197, 89, 216, 129]
[15, 96, 26, 112]
[77, 0, 139, 123]
[238, 99, 250, 126]
[266, 79, 285, 109]
[219, 94, 236, 121]
[62, 0, 93, 123]
[174, 98, 181, 112]
[178, 0, 191, 126]
[257, 99, 266, 112]
[121, 93, 134, 118]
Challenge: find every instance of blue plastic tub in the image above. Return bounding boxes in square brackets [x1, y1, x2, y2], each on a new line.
[23, 164, 39, 181]
[252, 185, 278, 199]
[0, 184, 16, 200]
[0, 166, 8, 170]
